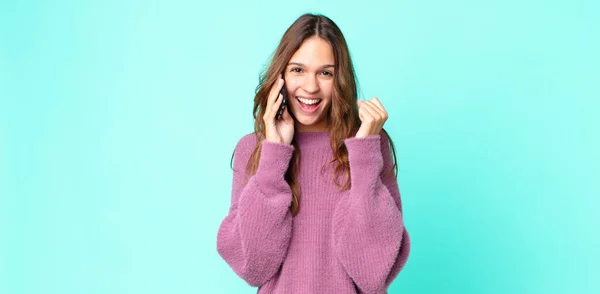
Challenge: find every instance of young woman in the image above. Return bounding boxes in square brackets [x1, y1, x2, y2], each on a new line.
[217, 13, 410, 294]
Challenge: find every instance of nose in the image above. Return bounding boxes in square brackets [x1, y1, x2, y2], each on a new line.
[301, 75, 320, 94]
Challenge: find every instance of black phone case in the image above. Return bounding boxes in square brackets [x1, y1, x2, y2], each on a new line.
[276, 73, 288, 120]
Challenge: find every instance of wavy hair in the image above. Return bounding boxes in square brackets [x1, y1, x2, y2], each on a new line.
[231, 13, 398, 217]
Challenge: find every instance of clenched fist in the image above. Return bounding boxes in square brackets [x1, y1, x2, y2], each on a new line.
[355, 97, 388, 138]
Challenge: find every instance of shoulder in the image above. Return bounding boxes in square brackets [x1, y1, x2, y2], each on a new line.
[231, 132, 260, 171]
[233, 132, 260, 159]
[236, 132, 259, 150]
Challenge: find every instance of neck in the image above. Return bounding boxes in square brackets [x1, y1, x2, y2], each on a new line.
[295, 119, 329, 133]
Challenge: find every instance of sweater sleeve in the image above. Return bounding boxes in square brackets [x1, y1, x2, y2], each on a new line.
[332, 133, 411, 294]
[216, 135, 295, 287]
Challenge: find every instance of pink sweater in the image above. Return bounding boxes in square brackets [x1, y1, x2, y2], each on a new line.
[217, 131, 410, 293]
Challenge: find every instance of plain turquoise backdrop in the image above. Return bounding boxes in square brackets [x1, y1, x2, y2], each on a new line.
[1, 0, 598, 293]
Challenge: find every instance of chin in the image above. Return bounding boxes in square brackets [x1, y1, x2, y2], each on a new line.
[289, 102, 329, 129]
[294, 116, 327, 132]
[291, 111, 319, 125]
[296, 116, 315, 125]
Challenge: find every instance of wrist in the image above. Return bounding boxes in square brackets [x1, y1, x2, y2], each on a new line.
[265, 137, 283, 144]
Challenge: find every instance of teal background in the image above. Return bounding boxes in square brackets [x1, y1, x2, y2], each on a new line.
[1, 0, 598, 293]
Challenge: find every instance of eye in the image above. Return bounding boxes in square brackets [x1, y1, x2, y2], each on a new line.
[290, 67, 302, 73]
[321, 71, 333, 76]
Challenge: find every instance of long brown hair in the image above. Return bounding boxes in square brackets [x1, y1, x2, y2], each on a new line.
[231, 13, 398, 217]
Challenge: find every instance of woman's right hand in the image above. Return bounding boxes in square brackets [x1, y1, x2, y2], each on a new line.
[263, 74, 295, 144]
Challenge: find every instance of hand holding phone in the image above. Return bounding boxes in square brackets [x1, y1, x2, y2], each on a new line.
[264, 72, 294, 144]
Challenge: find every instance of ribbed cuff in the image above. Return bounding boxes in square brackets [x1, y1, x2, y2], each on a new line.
[254, 141, 295, 194]
[344, 135, 384, 178]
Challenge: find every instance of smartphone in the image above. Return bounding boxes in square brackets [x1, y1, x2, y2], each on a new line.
[276, 71, 288, 120]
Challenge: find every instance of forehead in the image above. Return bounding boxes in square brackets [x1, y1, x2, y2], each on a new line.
[289, 36, 334, 66]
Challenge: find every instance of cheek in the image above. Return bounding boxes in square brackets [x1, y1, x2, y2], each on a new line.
[287, 79, 301, 93]
[322, 82, 334, 99]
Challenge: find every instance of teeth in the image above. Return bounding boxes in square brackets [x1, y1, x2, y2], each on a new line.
[297, 97, 321, 105]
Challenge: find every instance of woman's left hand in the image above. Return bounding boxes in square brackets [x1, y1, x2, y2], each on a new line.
[355, 97, 388, 138]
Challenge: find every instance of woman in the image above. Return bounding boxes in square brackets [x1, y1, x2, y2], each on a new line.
[217, 13, 410, 294]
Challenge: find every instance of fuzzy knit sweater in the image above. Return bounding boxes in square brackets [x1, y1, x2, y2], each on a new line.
[217, 131, 410, 294]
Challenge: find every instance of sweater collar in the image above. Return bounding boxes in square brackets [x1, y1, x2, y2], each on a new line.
[294, 131, 331, 146]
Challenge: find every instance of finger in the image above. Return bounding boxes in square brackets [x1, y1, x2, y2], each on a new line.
[282, 103, 293, 123]
[364, 98, 382, 112]
[370, 97, 388, 117]
[270, 72, 283, 94]
[268, 78, 284, 105]
[357, 99, 364, 120]
[358, 101, 374, 122]
[361, 100, 382, 121]
[271, 93, 283, 120]
[264, 93, 283, 122]
[266, 78, 284, 114]
[364, 100, 385, 120]
[357, 99, 368, 111]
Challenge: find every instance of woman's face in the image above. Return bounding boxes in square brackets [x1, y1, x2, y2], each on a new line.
[284, 36, 335, 132]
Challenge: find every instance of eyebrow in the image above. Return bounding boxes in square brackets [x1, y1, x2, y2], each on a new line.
[287, 62, 335, 69]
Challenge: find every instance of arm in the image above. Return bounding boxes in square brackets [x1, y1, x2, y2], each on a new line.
[332, 133, 411, 294]
[217, 135, 295, 287]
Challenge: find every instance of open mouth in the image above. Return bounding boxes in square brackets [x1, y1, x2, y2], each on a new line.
[297, 97, 322, 105]
[296, 97, 322, 113]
